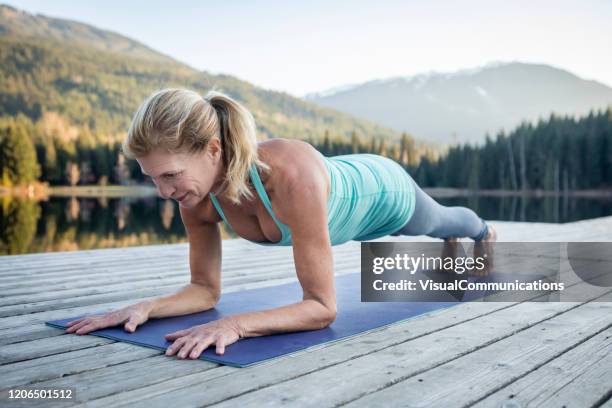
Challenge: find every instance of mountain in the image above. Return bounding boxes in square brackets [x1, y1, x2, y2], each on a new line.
[0, 4, 404, 145]
[0, 4, 173, 63]
[306, 62, 612, 144]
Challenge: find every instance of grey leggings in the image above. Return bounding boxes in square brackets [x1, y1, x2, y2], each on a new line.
[392, 182, 489, 241]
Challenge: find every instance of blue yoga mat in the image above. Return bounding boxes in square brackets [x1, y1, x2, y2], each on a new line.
[46, 273, 470, 367]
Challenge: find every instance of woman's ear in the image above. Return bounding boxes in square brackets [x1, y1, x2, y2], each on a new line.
[207, 137, 222, 164]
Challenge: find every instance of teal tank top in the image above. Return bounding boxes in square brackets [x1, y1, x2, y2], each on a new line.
[209, 151, 416, 246]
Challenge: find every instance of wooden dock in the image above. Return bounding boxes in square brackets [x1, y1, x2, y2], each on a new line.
[1, 217, 611, 407]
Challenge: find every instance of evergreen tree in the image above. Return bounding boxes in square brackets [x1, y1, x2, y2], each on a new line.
[0, 119, 41, 185]
[350, 131, 359, 154]
[322, 130, 332, 156]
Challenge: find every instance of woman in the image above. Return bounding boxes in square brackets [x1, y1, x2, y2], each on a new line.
[65, 88, 496, 359]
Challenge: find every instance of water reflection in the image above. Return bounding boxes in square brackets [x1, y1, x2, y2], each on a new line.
[0, 197, 41, 254]
[0, 194, 611, 255]
[436, 195, 612, 224]
[160, 200, 175, 231]
[0, 196, 238, 255]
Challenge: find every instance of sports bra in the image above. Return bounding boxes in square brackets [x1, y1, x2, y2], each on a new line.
[209, 152, 416, 246]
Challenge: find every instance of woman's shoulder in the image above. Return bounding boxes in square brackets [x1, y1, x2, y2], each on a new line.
[258, 138, 329, 200]
[258, 138, 322, 176]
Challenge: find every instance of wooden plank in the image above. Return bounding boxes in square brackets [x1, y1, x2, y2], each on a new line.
[471, 326, 612, 408]
[0, 240, 259, 273]
[0, 270, 356, 348]
[0, 272, 356, 346]
[0, 335, 113, 365]
[0, 325, 65, 347]
[0, 255, 578, 344]
[0, 260, 359, 317]
[0, 245, 191, 272]
[0, 217, 609, 407]
[0, 256, 364, 330]
[0, 263, 360, 331]
[180, 291, 612, 408]
[0, 252, 576, 359]
[0, 255, 358, 302]
[0, 244, 544, 400]
[0, 246, 296, 281]
[0, 355, 226, 408]
[0, 343, 160, 391]
[600, 395, 612, 408]
[1, 303, 492, 408]
[0, 246, 331, 289]
[0, 244, 585, 353]
[0, 243, 359, 284]
[337, 295, 612, 408]
[0, 260, 315, 306]
[69, 284, 608, 408]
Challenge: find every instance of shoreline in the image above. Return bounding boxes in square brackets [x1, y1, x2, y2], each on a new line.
[424, 187, 612, 199]
[0, 184, 157, 199]
[48, 185, 157, 198]
[1, 185, 611, 199]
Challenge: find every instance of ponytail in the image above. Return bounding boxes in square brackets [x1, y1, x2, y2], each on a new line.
[205, 91, 270, 205]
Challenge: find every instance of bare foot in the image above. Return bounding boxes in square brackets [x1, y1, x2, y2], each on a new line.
[473, 225, 497, 276]
[437, 238, 460, 274]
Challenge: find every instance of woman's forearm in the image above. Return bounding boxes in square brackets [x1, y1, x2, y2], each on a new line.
[231, 299, 336, 338]
[145, 283, 219, 319]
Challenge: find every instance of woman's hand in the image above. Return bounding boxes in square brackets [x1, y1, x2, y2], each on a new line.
[65, 301, 153, 335]
[164, 317, 242, 359]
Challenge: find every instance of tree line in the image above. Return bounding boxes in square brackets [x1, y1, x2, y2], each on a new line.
[310, 108, 612, 191]
[1, 107, 611, 190]
[0, 114, 142, 187]
[407, 108, 612, 191]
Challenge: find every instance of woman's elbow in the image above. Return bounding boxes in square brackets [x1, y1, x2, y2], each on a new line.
[320, 306, 337, 328]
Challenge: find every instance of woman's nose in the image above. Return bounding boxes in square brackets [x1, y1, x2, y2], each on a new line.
[158, 183, 175, 199]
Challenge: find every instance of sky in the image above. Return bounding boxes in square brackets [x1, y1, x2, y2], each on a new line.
[7, 0, 612, 96]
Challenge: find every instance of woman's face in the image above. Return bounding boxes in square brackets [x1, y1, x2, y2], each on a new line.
[137, 140, 223, 209]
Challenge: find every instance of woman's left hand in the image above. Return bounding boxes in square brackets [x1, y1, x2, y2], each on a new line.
[164, 317, 242, 359]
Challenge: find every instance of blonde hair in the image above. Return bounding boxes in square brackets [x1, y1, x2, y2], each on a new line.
[123, 88, 269, 204]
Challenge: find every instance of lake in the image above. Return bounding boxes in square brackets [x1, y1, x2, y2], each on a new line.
[1, 194, 611, 255]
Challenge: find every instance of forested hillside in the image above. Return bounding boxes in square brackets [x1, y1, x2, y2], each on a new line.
[409, 109, 612, 190]
[0, 5, 421, 187]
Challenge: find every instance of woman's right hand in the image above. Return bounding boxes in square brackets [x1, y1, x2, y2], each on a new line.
[65, 301, 153, 335]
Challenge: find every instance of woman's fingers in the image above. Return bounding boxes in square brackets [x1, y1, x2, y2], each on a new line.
[65, 308, 147, 335]
[215, 340, 226, 355]
[73, 317, 114, 334]
[66, 318, 84, 326]
[124, 316, 142, 332]
[216, 332, 238, 355]
[189, 338, 215, 359]
[165, 336, 188, 356]
[66, 319, 92, 333]
[75, 323, 97, 335]
[166, 336, 215, 359]
[124, 323, 136, 332]
[165, 324, 241, 359]
[65, 323, 81, 333]
[176, 339, 200, 359]
[66, 317, 98, 331]
[164, 329, 190, 340]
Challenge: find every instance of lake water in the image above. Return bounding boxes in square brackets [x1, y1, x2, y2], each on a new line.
[1, 194, 611, 255]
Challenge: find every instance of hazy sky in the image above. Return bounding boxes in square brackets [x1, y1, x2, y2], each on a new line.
[8, 0, 612, 96]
